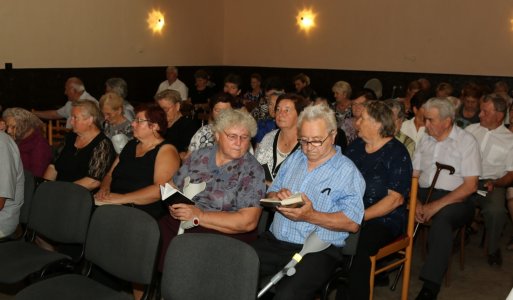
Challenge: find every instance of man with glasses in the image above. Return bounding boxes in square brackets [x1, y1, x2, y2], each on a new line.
[252, 104, 365, 300]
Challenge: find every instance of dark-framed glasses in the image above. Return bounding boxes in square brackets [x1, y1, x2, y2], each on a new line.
[298, 130, 334, 147]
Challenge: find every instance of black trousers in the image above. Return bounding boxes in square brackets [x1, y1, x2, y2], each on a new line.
[252, 231, 344, 300]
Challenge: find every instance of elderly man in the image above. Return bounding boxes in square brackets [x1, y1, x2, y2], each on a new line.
[413, 98, 481, 300]
[252, 104, 365, 300]
[0, 131, 24, 239]
[466, 94, 513, 266]
[33, 77, 97, 128]
[155, 66, 188, 101]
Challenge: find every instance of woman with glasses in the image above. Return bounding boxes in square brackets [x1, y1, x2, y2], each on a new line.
[43, 100, 116, 191]
[95, 104, 180, 220]
[342, 100, 412, 300]
[158, 109, 266, 270]
[255, 93, 309, 184]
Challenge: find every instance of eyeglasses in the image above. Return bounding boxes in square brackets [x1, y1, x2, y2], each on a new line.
[276, 107, 294, 114]
[133, 118, 152, 124]
[223, 130, 250, 143]
[298, 131, 333, 147]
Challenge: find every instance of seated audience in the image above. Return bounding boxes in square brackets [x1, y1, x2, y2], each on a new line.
[155, 89, 200, 159]
[293, 72, 317, 100]
[255, 93, 309, 184]
[155, 66, 188, 101]
[243, 73, 264, 112]
[435, 82, 454, 98]
[344, 101, 412, 299]
[401, 90, 429, 144]
[466, 94, 513, 266]
[455, 82, 483, 128]
[43, 100, 116, 191]
[99, 92, 133, 143]
[399, 80, 421, 118]
[0, 131, 24, 239]
[253, 104, 365, 300]
[223, 73, 243, 108]
[188, 69, 214, 108]
[332, 81, 354, 143]
[105, 77, 135, 121]
[413, 98, 480, 299]
[252, 84, 285, 145]
[345, 89, 377, 144]
[158, 109, 266, 269]
[187, 92, 235, 156]
[3, 108, 52, 177]
[95, 104, 180, 220]
[384, 99, 416, 158]
[33, 77, 97, 128]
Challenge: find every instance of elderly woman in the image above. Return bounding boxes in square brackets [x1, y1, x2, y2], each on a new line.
[105, 77, 135, 121]
[255, 93, 309, 183]
[95, 104, 180, 220]
[158, 109, 266, 269]
[384, 99, 416, 158]
[293, 73, 317, 100]
[187, 92, 235, 155]
[343, 101, 412, 300]
[155, 89, 200, 159]
[2, 108, 52, 177]
[333, 81, 353, 138]
[99, 92, 133, 153]
[43, 100, 116, 191]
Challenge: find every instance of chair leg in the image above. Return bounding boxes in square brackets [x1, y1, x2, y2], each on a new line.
[460, 225, 465, 271]
[401, 244, 413, 300]
[369, 256, 376, 300]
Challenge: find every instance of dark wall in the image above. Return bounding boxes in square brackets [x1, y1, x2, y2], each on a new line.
[1, 66, 512, 110]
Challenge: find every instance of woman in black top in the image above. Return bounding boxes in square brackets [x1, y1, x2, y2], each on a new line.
[44, 100, 115, 191]
[95, 104, 180, 219]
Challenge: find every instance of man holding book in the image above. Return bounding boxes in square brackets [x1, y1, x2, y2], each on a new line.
[253, 104, 365, 300]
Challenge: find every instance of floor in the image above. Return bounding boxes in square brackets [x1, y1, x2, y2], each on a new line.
[2, 223, 513, 300]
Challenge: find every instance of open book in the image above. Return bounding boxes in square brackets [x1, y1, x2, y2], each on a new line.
[160, 183, 195, 206]
[260, 193, 304, 208]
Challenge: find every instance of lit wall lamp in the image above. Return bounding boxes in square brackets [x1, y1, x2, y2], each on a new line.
[148, 10, 165, 34]
[297, 8, 316, 33]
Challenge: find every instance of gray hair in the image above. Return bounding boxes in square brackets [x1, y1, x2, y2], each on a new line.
[483, 93, 508, 114]
[423, 97, 456, 122]
[297, 104, 337, 134]
[155, 89, 181, 104]
[332, 81, 352, 98]
[68, 77, 85, 93]
[364, 101, 396, 138]
[166, 66, 178, 75]
[212, 109, 257, 137]
[384, 99, 406, 121]
[99, 92, 124, 112]
[2, 107, 44, 141]
[72, 100, 102, 129]
[105, 77, 128, 99]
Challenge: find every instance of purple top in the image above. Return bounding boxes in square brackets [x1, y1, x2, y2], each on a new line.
[174, 145, 266, 212]
[17, 129, 52, 177]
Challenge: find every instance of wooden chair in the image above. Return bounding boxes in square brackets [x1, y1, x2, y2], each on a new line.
[369, 176, 418, 300]
[46, 119, 70, 146]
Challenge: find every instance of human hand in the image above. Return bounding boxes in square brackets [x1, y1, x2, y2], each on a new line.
[415, 201, 425, 223]
[277, 193, 314, 222]
[94, 187, 110, 201]
[275, 188, 293, 200]
[483, 180, 495, 192]
[170, 203, 203, 221]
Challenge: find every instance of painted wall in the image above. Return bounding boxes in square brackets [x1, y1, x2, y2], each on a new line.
[0, 0, 224, 68]
[1, 0, 512, 76]
[223, 0, 513, 76]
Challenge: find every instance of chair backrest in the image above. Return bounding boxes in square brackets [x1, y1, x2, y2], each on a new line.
[407, 177, 418, 239]
[19, 170, 36, 225]
[162, 233, 260, 300]
[85, 205, 160, 285]
[28, 181, 93, 244]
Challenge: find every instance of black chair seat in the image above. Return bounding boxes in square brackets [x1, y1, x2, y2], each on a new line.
[0, 241, 70, 284]
[16, 274, 131, 300]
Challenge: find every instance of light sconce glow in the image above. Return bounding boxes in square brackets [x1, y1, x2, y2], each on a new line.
[511, 19, 513, 31]
[296, 9, 316, 33]
[147, 10, 165, 34]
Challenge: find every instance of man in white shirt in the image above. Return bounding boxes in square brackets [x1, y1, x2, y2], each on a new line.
[0, 131, 24, 239]
[413, 98, 481, 300]
[33, 77, 97, 128]
[466, 94, 513, 266]
[155, 66, 188, 101]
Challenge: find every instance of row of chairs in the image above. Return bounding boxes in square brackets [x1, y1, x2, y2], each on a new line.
[0, 179, 262, 299]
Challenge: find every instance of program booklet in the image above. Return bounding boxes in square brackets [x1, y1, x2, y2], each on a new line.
[160, 183, 195, 206]
[260, 193, 304, 208]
